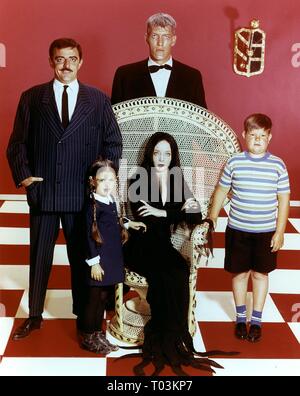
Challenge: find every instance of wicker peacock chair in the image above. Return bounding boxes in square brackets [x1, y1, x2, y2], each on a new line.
[108, 97, 241, 344]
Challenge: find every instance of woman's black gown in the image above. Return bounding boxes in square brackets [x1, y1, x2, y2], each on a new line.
[122, 175, 233, 375]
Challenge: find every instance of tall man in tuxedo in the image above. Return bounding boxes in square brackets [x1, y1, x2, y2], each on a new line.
[7, 38, 122, 339]
[111, 12, 207, 107]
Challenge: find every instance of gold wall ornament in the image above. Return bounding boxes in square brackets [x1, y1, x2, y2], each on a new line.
[234, 19, 266, 77]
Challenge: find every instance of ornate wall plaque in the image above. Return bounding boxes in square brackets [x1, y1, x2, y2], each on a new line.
[234, 19, 266, 77]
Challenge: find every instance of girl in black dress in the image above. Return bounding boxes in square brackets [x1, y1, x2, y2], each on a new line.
[80, 159, 146, 354]
[123, 132, 232, 375]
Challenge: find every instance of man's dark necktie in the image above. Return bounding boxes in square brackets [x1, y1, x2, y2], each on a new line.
[61, 85, 69, 129]
[148, 64, 172, 73]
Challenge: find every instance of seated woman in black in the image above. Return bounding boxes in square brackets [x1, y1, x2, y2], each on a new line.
[122, 132, 232, 375]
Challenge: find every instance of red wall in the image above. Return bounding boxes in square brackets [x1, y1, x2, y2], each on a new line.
[1, 0, 299, 198]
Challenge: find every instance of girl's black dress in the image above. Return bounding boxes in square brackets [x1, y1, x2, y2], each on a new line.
[85, 196, 124, 287]
[122, 175, 228, 375]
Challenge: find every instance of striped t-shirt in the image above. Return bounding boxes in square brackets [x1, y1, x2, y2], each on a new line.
[219, 151, 290, 233]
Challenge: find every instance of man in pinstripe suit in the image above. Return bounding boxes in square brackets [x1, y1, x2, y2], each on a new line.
[7, 38, 122, 340]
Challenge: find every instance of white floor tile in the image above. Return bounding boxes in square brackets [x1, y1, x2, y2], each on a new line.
[0, 201, 29, 213]
[198, 248, 224, 268]
[290, 201, 300, 207]
[0, 195, 26, 201]
[0, 318, 14, 355]
[53, 245, 69, 265]
[289, 218, 300, 233]
[262, 295, 285, 322]
[269, 269, 300, 294]
[195, 292, 284, 322]
[0, 357, 106, 376]
[0, 227, 29, 245]
[0, 226, 64, 245]
[0, 266, 28, 289]
[15, 290, 76, 319]
[282, 234, 300, 250]
[213, 358, 300, 376]
[288, 322, 300, 344]
[195, 291, 235, 322]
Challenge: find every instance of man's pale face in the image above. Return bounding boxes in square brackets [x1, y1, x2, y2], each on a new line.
[49, 47, 83, 84]
[146, 26, 176, 65]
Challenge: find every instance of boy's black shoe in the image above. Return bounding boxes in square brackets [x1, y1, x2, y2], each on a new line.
[247, 324, 262, 342]
[235, 322, 248, 339]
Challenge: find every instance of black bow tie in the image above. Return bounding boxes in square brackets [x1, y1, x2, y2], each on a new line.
[148, 64, 172, 73]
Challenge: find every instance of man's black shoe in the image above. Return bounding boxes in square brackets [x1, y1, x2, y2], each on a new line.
[12, 316, 43, 340]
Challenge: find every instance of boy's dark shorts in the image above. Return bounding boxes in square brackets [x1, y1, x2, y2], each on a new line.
[224, 226, 277, 274]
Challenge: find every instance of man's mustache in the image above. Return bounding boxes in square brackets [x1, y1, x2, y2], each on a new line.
[61, 68, 72, 72]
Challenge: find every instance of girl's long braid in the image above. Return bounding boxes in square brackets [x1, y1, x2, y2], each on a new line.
[89, 179, 103, 245]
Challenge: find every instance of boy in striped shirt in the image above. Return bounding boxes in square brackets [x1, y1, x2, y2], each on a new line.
[209, 114, 290, 342]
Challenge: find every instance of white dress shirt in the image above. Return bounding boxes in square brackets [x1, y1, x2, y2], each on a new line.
[148, 57, 173, 97]
[53, 79, 79, 122]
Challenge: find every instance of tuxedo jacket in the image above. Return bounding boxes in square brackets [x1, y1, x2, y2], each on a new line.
[111, 59, 207, 108]
[7, 81, 122, 212]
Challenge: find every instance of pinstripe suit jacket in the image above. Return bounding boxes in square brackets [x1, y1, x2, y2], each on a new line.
[111, 59, 207, 108]
[7, 80, 122, 212]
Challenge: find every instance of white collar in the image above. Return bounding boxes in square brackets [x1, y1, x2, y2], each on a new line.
[148, 57, 173, 67]
[53, 79, 79, 92]
[93, 192, 114, 205]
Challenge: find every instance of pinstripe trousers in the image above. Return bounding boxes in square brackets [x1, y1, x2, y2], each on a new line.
[29, 209, 87, 317]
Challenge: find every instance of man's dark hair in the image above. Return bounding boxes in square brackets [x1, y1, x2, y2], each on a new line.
[49, 38, 82, 60]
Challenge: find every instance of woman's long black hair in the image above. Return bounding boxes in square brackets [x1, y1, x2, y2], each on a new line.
[140, 132, 181, 172]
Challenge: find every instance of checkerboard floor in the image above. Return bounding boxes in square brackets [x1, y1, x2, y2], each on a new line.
[1, 196, 300, 376]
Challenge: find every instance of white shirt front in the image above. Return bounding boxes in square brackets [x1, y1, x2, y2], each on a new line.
[53, 79, 79, 122]
[148, 57, 173, 97]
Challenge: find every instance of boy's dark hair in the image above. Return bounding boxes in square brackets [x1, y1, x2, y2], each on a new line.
[49, 38, 82, 60]
[244, 113, 272, 133]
